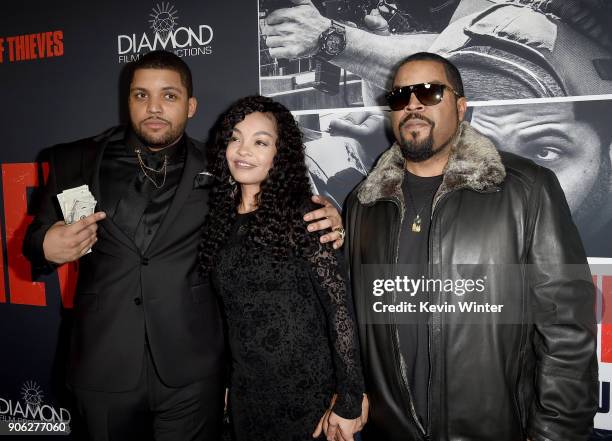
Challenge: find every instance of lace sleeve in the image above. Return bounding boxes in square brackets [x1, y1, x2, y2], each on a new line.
[307, 238, 365, 419]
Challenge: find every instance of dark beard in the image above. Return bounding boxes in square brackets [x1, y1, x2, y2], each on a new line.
[132, 118, 186, 149]
[398, 114, 458, 162]
[399, 130, 438, 162]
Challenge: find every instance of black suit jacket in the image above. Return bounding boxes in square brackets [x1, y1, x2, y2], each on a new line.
[24, 126, 224, 392]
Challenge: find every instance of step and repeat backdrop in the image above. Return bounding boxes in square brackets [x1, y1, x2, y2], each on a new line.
[1, 0, 612, 439]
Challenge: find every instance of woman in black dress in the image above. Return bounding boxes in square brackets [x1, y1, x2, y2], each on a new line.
[200, 96, 365, 441]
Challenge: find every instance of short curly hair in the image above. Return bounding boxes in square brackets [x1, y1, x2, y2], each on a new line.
[128, 50, 193, 97]
[199, 95, 315, 272]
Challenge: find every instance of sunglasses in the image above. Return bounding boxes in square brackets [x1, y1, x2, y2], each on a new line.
[385, 83, 462, 110]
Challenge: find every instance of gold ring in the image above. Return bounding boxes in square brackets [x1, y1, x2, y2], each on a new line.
[333, 227, 346, 241]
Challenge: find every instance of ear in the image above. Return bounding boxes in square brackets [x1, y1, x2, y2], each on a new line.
[188, 97, 198, 118]
[456, 96, 467, 122]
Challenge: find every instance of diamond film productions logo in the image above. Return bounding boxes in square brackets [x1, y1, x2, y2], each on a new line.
[0, 380, 71, 424]
[21, 381, 44, 410]
[150, 2, 179, 39]
[117, 2, 213, 63]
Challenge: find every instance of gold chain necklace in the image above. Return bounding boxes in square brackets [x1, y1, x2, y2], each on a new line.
[405, 184, 427, 233]
[135, 148, 168, 189]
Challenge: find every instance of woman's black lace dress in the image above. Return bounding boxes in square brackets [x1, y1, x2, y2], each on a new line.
[213, 212, 364, 441]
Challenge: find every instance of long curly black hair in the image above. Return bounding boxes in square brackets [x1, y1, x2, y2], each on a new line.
[199, 95, 315, 272]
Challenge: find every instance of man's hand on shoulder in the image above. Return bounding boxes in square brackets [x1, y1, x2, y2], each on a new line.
[303, 195, 345, 249]
[43, 212, 106, 264]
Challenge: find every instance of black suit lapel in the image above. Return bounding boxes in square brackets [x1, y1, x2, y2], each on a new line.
[146, 138, 205, 255]
[87, 127, 139, 253]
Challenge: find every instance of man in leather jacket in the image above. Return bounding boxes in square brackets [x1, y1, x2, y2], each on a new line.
[345, 52, 598, 440]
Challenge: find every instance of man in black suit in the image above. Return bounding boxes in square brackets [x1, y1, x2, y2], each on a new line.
[23, 50, 345, 441]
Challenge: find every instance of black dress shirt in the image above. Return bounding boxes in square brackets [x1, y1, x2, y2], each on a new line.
[99, 131, 186, 253]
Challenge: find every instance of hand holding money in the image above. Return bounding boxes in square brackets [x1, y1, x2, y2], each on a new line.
[43, 185, 106, 264]
[43, 212, 106, 264]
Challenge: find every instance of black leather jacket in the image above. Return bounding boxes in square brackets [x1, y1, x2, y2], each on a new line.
[345, 122, 598, 441]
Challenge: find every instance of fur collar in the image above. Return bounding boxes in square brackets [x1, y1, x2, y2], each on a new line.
[357, 121, 506, 215]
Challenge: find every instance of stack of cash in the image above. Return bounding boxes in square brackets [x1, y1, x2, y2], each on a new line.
[57, 185, 97, 225]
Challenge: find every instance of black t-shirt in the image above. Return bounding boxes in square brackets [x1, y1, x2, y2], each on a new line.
[397, 169, 443, 429]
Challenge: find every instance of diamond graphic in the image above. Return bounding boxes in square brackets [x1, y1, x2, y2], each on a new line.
[149, 2, 179, 39]
[21, 380, 44, 410]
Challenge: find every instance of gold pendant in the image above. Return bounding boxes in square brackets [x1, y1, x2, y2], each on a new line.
[412, 215, 421, 233]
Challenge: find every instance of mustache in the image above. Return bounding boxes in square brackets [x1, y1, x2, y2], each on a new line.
[142, 116, 171, 124]
[400, 113, 434, 129]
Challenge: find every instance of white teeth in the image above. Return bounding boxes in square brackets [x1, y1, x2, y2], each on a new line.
[236, 161, 254, 167]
